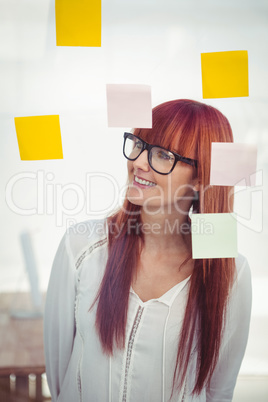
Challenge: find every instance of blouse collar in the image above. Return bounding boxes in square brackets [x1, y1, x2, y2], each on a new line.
[130, 275, 191, 307]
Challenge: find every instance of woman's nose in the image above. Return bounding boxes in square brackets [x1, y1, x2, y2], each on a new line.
[133, 150, 150, 171]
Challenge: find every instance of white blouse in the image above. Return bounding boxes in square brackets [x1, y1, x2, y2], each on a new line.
[44, 219, 252, 402]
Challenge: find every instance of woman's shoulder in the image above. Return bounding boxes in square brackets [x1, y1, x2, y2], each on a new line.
[66, 218, 107, 241]
[63, 218, 108, 266]
[230, 253, 252, 301]
[235, 253, 251, 280]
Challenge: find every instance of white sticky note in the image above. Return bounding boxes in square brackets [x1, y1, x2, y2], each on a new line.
[210, 143, 257, 186]
[106, 84, 152, 128]
[191, 213, 238, 259]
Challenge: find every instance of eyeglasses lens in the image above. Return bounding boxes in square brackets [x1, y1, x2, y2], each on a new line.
[150, 147, 175, 174]
[124, 135, 143, 160]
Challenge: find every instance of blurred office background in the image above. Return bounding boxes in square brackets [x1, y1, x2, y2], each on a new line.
[0, 0, 267, 400]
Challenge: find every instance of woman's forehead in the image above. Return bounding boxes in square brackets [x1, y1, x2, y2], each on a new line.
[134, 126, 184, 150]
[133, 125, 198, 161]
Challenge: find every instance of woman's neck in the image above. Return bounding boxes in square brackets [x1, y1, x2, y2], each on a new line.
[140, 208, 192, 256]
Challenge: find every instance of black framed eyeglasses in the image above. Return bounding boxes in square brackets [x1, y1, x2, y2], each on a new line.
[123, 132, 198, 175]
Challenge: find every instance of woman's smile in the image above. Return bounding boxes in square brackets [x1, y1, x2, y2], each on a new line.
[133, 175, 157, 188]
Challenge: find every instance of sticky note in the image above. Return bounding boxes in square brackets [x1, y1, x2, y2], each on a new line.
[14, 115, 63, 160]
[201, 50, 248, 98]
[191, 213, 237, 259]
[210, 143, 257, 186]
[55, 0, 101, 47]
[106, 84, 152, 128]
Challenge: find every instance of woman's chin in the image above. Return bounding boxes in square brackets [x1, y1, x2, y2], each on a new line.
[126, 185, 167, 213]
[126, 192, 144, 207]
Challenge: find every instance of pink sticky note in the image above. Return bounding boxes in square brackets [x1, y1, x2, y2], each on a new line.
[210, 143, 257, 186]
[106, 84, 152, 128]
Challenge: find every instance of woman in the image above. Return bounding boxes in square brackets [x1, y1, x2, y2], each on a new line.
[44, 99, 252, 402]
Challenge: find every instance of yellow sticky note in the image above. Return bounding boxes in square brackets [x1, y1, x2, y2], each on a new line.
[55, 0, 101, 47]
[14, 115, 63, 160]
[201, 50, 248, 98]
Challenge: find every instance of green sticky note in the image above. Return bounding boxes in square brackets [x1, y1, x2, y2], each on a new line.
[191, 213, 237, 259]
[201, 50, 249, 98]
[55, 0, 101, 47]
[14, 115, 63, 160]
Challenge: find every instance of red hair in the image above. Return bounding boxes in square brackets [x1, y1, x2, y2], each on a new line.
[93, 99, 235, 396]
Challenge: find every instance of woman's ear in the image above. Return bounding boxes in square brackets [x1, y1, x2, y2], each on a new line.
[192, 179, 200, 193]
[191, 180, 200, 212]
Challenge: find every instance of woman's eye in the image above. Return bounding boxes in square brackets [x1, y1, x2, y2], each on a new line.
[157, 150, 171, 160]
[134, 141, 143, 149]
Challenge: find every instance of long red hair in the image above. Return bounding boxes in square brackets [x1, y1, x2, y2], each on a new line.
[93, 99, 235, 396]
